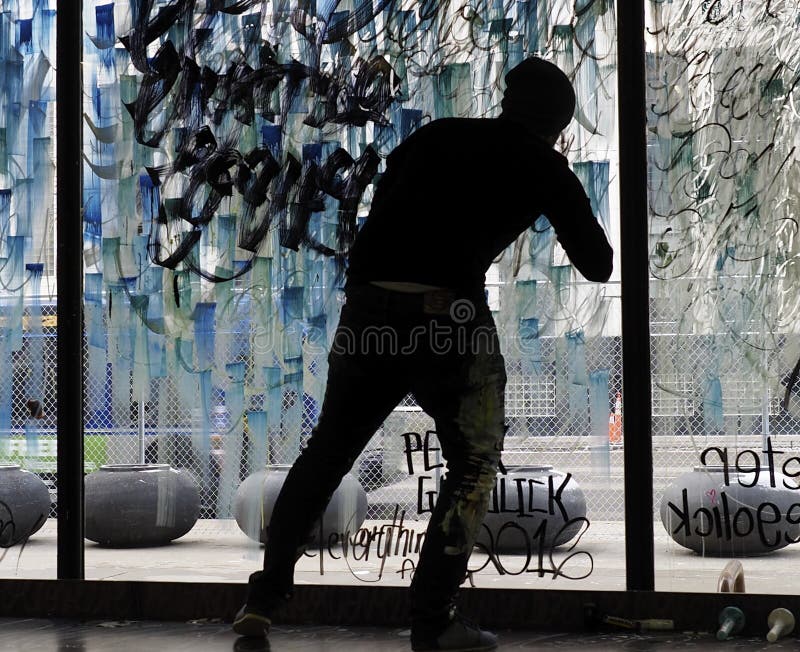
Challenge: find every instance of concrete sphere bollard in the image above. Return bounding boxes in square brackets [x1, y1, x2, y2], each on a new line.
[476, 465, 588, 553]
[660, 466, 800, 556]
[0, 464, 51, 546]
[85, 464, 200, 547]
[233, 466, 368, 545]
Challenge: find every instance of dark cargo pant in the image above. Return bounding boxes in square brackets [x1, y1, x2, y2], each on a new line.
[247, 281, 507, 627]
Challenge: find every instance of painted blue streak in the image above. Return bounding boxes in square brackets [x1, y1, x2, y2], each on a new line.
[91, 0, 116, 67]
[302, 143, 322, 164]
[6, 236, 26, 291]
[85, 304, 107, 413]
[217, 361, 247, 516]
[0, 190, 11, 243]
[115, 284, 135, 375]
[195, 369, 213, 490]
[574, 161, 610, 233]
[589, 369, 611, 473]
[17, 18, 32, 54]
[400, 109, 423, 141]
[144, 266, 163, 296]
[703, 375, 724, 431]
[305, 314, 327, 362]
[14, 179, 32, 238]
[566, 330, 589, 419]
[261, 124, 282, 158]
[566, 330, 588, 385]
[25, 263, 44, 408]
[32, 139, 52, 232]
[308, 261, 325, 317]
[519, 317, 542, 375]
[264, 366, 282, 408]
[133, 234, 149, 289]
[247, 410, 267, 470]
[264, 366, 282, 463]
[218, 215, 236, 267]
[85, 272, 103, 304]
[518, 0, 539, 54]
[29, 100, 47, 142]
[0, 332, 12, 439]
[40, 10, 56, 75]
[280, 286, 305, 325]
[373, 123, 397, 155]
[194, 302, 217, 370]
[283, 369, 303, 459]
[139, 172, 159, 234]
[83, 185, 103, 225]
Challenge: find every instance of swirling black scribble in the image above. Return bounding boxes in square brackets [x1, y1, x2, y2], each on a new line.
[647, 2, 800, 422]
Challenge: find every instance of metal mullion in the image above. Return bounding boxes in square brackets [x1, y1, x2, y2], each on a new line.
[56, 2, 85, 580]
[617, 1, 655, 591]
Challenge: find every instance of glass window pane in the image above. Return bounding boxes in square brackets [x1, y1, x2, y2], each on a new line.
[81, 1, 622, 592]
[648, 2, 800, 593]
[0, 4, 57, 579]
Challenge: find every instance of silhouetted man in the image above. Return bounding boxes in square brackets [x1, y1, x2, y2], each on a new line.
[234, 57, 613, 651]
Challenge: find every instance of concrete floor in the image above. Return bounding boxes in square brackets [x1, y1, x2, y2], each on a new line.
[2, 518, 800, 595]
[0, 617, 797, 651]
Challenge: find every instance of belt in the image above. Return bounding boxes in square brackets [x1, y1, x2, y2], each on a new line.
[345, 281, 486, 316]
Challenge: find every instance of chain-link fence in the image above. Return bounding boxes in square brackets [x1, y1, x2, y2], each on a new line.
[651, 328, 800, 515]
[0, 303, 60, 513]
[6, 288, 799, 535]
[7, 280, 799, 540]
[73, 275, 626, 531]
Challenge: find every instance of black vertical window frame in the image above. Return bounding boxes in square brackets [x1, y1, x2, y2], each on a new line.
[56, 4, 85, 579]
[46, 2, 656, 588]
[617, 2, 654, 590]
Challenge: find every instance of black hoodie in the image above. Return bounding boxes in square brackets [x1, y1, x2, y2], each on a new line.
[347, 116, 613, 290]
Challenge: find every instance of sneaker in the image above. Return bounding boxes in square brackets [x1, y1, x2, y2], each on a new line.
[410, 611, 498, 651]
[232, 603, 273, 638]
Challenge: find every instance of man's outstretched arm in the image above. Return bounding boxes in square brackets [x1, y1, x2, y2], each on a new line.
[541, 162, 613, 283]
